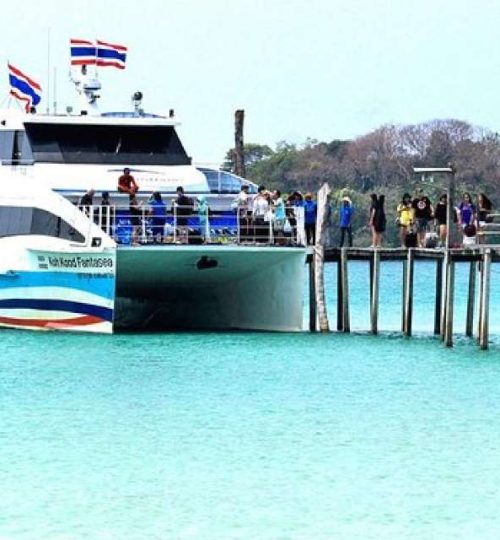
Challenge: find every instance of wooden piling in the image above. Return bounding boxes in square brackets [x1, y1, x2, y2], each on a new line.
[340, 247, 350, 332]
[440, 251, 449, 341]
[370, 249, 380, 334]
[401, 259, 407, 333]
[313, 182, 332, 332]
[444, 256, 455, 347]
[479, 250, 492, 350]
[308, 259, 317, 332]
[234, 110, 245, 178]
[336, 259, 343, 331]
[434, 257, 443, 335]
[465, 260, 476, 337]
[403, 249, 414, 336]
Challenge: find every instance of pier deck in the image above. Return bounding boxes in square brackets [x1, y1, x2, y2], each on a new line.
[306, 246, 498, 350]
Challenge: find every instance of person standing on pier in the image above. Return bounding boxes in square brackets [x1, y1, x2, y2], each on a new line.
[369, 194, 386, 247]
[304, 193, 318, 245]
[412, 188, 433, 248]
[339, 196, 354, 247]
[477, 193, 493, 244]
[458, 192, 476, 228]
[396, 193, 414, 247]
[434, 193, 448, 247]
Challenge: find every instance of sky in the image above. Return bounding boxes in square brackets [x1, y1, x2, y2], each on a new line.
[2, 0, 500, 164]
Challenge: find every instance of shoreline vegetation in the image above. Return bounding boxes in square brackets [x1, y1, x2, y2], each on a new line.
[223, 119, 499, 247]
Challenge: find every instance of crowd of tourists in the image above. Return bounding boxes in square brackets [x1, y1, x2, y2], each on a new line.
[78, 167, 494, 248]
[391, 189, 493, 248]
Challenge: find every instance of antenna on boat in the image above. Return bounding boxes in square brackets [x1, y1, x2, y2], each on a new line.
[70, 63, 102, 116]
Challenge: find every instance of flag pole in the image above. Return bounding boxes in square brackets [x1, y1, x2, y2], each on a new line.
[46, 28, 51, 114]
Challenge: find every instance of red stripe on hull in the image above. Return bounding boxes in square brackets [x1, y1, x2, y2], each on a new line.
[0, 315, 104, 328]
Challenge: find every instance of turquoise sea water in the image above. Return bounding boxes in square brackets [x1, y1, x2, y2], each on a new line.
[1, 261, 500, 539]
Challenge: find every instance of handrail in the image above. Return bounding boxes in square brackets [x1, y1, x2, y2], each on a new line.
[79, 203, 306, 247]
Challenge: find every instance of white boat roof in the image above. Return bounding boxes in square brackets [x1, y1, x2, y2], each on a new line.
[0, 108, 180, 129]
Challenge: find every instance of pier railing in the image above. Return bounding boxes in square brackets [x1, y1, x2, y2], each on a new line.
[81, 204, 306, 247]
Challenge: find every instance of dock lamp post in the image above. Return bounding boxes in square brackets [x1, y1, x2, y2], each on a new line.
[413, 165, 456, 250]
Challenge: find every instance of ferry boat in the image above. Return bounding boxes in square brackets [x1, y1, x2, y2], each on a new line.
[0, 66, 306, 333]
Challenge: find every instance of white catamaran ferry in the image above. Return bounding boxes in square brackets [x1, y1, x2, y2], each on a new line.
[0, 59, 306, 333]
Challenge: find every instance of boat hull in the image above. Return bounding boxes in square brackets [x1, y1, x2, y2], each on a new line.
[0, 250, 116, 333]
[115, 245, 306, 332]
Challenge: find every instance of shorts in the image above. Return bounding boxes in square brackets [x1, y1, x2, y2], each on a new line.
[416, 218, 429, 233]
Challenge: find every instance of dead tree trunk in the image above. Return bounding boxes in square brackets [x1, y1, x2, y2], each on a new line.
[314, 182, 332, 332]
[234, 109, 245, 178]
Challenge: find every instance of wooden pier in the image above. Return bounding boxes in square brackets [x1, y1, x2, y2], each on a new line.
[307, 247, 497, 349]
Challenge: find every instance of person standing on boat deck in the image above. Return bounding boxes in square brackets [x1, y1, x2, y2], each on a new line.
[149, 192, 167, 243]
[234, 184, 252, 242]
[100, 191, 114, 236]
[339, 196, 354, 247]
[304, 193, 317, 245]
[129, 194, 143, 245]
[197, 195, 210, 242]
[252, 185, 270, 243]
[272, 190, 286, 244]
[79, 189, 95, 217]
[173, 186, 193, 243]
[412, 188, 433, 248]
[118, 168, 139, 196]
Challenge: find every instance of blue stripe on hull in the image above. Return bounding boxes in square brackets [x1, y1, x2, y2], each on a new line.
[0, 299, 113, 322]
[0, 271, 115, 300]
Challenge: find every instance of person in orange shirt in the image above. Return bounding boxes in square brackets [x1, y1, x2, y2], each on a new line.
[117, 168, 139, 196]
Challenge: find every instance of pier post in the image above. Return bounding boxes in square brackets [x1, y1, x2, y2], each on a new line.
[440, 251, 449, 340]
[340, 247, 350, 333]
[313, 182, 332, 332]
[444, 256, 455, 347]
[401, 259, 407, 333]
[308, 260, 317, 332]
[370, 249, 380, 334]
[403, 248, 414, 336]
[336, 258, 343, 331]
[434, 257, 443, 335]
[479, 250, 491, 350]
[234, 110, 246, 178]
[465, 260, 476, 337]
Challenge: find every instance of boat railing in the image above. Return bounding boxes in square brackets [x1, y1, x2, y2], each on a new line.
[80, 204, 306, 247]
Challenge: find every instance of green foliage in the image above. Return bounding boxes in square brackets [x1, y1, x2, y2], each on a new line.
[221, 119, 500, 246]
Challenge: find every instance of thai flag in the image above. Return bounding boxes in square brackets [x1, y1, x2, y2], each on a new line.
[8, 64, 42, 112]
[70, 38, 96, 65]
[96, 40, 127, 69]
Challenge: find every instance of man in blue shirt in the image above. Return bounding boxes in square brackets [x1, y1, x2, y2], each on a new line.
[339, 197, 354, 247]
[303, 193, 317, 245]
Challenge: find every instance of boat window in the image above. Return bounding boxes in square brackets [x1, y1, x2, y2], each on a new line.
[0, 206, 84, 242]
[0, 130, 15, 164]
[0, 131, 34, 165]
[198, 168, 258, 194]
[24, 123, 191, 166]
